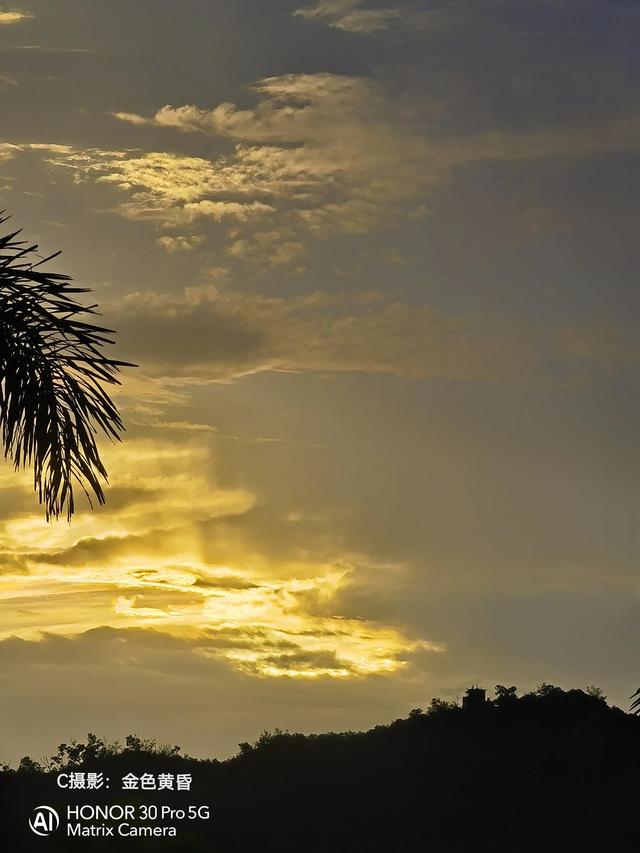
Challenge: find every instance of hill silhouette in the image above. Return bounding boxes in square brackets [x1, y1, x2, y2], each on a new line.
[2, 684, 639, 851]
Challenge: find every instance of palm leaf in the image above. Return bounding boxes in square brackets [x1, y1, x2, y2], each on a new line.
[0, 216, 133, 520]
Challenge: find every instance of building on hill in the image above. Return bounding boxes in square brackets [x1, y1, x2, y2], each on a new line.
[462, 686, 487, 711]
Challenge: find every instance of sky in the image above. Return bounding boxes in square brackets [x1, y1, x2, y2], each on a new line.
[0, 0, 639, 763]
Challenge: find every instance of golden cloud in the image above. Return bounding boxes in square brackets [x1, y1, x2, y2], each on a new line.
[40, 71, 639, 268]
[156, 234, 205, 253]
[61, 74, 435, 249]
[0, 9, 33, 25]
[294, 0, 403, 33]
[0, 435, 440, 679]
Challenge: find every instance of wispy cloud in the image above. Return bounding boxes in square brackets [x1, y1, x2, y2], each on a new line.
[8, 45, 99, 53]
[0, 9, 33, 26]
[294, 0, 403, 33]
[4, 65, 640, 279]
[0, 142, 19, 161]
[74, 73, 439, 253]
[82, 71, 640, 263]
[97, 283, 640, 387]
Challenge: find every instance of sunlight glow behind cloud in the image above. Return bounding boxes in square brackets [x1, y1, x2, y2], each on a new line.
[0, 437, 439, 678]
[0, 9, 33, 26]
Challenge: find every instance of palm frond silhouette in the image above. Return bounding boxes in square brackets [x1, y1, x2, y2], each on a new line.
[631, 688, 640, 714]
[0, 217, 131, 520]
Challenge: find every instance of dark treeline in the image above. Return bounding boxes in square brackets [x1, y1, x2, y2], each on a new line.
[2, 684, 639, 851]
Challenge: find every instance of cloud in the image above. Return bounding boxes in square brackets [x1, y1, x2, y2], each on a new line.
[110, 289, 267, 377]
[0, 560, 435, 678]
[80, 71, 640, 263]
[0, 431, 438, 680]
[101, 283, 640, 386]
[6, 60, 640, 275]
[92, 73, 434, 248]
[294, 0, 640, 41]
[156, 234, 205, 253]
[11, 45, 98, 53]
[178, 199, 274, 224]
[0, 142, 19, 162]
[0, 625, 447, 764]
[294, 0, 403, 33]
[0, 64, 631, 273]
[47, 148, 276, 225]
[0, 9, 33, 26]
[226, 230, 308, 269]
[51, 148, 206, 193]
[113, 73, 377, 141]
[0, 437, 255, 557]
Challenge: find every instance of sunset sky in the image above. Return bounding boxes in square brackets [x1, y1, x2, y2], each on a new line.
[1, 0, 639, 762]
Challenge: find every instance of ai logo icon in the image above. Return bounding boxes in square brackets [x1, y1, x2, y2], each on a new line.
[29, 805, 60, 836]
